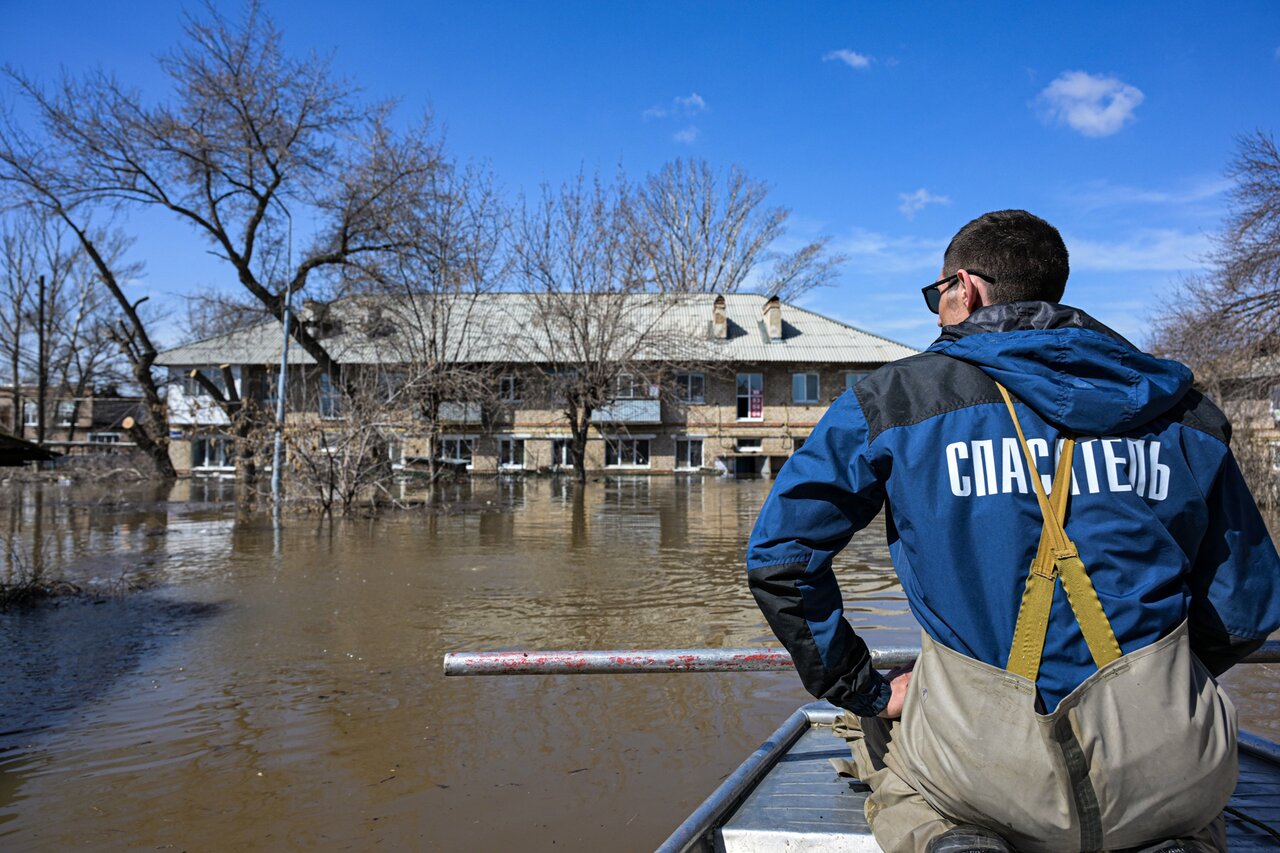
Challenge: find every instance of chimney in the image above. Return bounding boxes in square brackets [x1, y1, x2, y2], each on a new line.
[763, 295, 782, 341]
[712, 295, 728, 339]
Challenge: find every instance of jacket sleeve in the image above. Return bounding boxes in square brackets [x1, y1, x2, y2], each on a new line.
[1187, 448, 1280, 677]
[746, 392, 890, 715]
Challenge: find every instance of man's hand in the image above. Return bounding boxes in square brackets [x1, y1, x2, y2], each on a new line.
[877, 665, 915, 720]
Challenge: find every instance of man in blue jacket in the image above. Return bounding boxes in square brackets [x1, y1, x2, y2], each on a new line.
[747, 210, 1280, 853]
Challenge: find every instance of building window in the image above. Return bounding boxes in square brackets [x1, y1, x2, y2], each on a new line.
[736, 373, 763, 420]
[175, 366, 235, 397]
[792, 373, 819, 404]
[377, 371, 405, 404]
[56, 400, 77, 426]
[792, 436, 806, 452]
[192, 435, 232, 469]
[845, 372, 869, 391]
[498, 437, 525, 469]
[499, 374, 522, 402]
[545, 367, 578, 404]
[89, 432, 121, 445]
[319, 373, 343, 419]
[22, 401, 37, 426]
[614, 374, 645, 400]
[737, 437, 762, 453]
[675, 438, 703, 470]
[440, 437, 474, 467]
[676, 372, 705, 403]
[605, 437, 650, 467]
[551, 438, 573, 468]
[263, 368, 280, 410]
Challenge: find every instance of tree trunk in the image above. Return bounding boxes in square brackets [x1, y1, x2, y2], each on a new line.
[10, 344, 19, 436]
[570, 407, 591, 484]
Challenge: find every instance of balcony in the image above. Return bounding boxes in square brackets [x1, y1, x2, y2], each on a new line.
[591, 399, 662, 425]
[439, 402, 484, 424]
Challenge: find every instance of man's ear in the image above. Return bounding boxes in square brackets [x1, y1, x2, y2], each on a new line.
[958, 270, 985, 311]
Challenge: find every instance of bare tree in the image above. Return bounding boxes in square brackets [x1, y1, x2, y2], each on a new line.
[283, 365, 402, 514]
[363, 162, 508, 482]
[631, 158, 846, 301]
[0, 209, 124, 445]
[1150, 129, 1280, 507]
[180, 290, 271, 344]
[4, 2, 443, 386]
[4, 1, 447, 484]
[512, 174, 691, 483]
[0, 214, 35, 434]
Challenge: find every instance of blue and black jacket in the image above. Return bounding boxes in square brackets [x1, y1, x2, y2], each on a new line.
[747, 302, 1280, 715]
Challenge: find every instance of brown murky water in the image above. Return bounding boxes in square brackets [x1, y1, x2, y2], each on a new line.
[0, 478, 1275, 851]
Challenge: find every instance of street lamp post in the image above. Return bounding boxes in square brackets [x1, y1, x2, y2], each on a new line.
[271, 205, 293, 527]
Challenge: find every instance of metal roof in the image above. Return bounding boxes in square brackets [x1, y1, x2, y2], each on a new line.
[155, 293, 919, 368]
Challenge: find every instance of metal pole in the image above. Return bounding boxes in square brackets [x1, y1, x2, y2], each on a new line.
[443, 646, 918, 676]
[443, 640, 1280, 676]
[36, 274, 45, 447]
[271, 206, 293, 527]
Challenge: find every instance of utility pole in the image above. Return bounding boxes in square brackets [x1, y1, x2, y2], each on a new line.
[271, 203, 293, 528]
[36, 273, 45, 446]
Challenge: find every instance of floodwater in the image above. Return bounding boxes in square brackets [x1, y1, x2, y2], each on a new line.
[0, 478, 1276, 851]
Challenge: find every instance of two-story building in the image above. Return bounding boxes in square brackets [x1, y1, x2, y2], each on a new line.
[0, 387, 143, 456]
[155, 293, 918, 477]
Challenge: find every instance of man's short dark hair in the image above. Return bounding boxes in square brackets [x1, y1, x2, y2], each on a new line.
[942, 210, 1069, 304]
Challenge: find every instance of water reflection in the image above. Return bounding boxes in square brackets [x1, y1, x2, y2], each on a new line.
[0, 478, 1273, 851]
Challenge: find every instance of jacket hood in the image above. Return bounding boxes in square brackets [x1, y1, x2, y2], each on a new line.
[926, 301, 1193, 435]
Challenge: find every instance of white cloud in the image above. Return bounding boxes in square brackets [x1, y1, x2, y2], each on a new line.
[1067, 228, 1211, 272]
[673, 125, 700, 145]
[823, 49, 873, 70]
[1060, 177, 1231, 211]
[643, 92, 708, 120]
[674, 93, 706, 113]
[833, 227, 948, 275]
[1036, 71, 1144, 137]
[898, 188, 952, 220]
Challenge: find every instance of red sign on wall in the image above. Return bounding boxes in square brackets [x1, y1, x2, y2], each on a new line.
[749, 388, 763, 419]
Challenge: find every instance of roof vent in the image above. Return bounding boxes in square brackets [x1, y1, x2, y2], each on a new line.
[763, 296, 782, 341]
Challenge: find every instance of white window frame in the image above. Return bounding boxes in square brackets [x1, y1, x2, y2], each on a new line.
[736, 373, 764, 421]
[22, 401, 37, 426]
[614, 373, 644, 400]
[605, 437, 651, 468]
[89, 432, 121, 445]
[845, 372, 870, 391]
[674, 437, 704, 471]
[676, 372, 706, 404]
[550, 438, 573, 468]
[736, 437, 763, 453]
[191, 434, 234, 470]
[499, 374, 522, 403]
[498, 437, 526, 470]
[791, 373, 819, 404]
[56, 399, 77, 427]
[440, 436, 476, 468]
[319, 373, 343, 420]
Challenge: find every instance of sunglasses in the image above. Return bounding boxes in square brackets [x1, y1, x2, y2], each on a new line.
[921, 271, 996, 314]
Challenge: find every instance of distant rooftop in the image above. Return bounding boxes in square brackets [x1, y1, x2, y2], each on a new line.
[156, 292, 918, 367]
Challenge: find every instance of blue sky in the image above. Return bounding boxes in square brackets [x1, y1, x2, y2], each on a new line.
[3, 1, 1278, 350]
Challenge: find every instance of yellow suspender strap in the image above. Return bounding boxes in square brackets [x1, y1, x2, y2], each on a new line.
[996, 383, 1122, 681]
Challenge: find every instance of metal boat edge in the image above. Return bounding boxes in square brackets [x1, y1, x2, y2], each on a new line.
[659, 702, 1280, 853]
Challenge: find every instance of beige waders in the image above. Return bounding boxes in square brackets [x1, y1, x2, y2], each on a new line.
[835, 384, 1237, 852]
